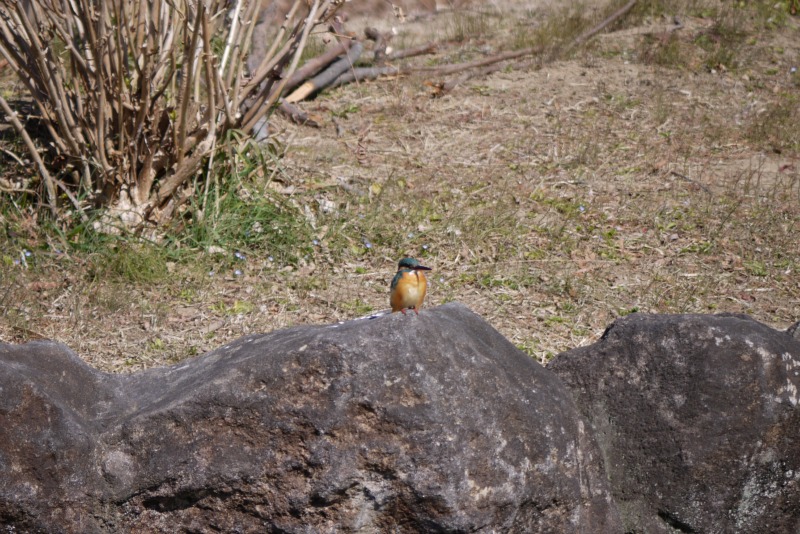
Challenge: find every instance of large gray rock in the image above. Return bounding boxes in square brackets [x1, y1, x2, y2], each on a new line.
[549, 313, 800, 534]
[0, 302, 621, 533]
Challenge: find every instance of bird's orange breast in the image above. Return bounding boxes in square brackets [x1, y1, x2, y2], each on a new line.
[390, 270, 428, 312]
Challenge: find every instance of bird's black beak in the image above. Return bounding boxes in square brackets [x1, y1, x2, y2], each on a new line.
[414, 265, 432, 271]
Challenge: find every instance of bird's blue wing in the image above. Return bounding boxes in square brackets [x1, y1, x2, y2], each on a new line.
[390, 270, 404, 291]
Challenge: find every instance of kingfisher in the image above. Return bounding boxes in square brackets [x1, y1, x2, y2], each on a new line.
[390, 257, 432, 315]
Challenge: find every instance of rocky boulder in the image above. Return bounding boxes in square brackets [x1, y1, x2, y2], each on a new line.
[549, 313, 800, 534]
[0, 302, 621, 533]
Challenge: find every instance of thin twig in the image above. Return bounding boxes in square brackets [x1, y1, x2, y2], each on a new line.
[417, 47, 538, 76]
[218, 0, 243, 76]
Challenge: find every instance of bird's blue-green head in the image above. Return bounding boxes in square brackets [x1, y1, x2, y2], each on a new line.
[397, 257, 431, 271]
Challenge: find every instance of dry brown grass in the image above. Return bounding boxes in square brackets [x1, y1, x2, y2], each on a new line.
[2, 0, 799, 371]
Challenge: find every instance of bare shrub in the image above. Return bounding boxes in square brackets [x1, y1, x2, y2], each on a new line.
[0, 0, 341, 229]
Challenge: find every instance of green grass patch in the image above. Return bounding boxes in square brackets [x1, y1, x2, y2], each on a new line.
[95, 242, 173, 284]
[0, 128, 311, 286]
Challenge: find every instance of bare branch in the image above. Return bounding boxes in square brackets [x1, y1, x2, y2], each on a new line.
[243, 0, 333, 133]
[219, 0, 243, 77]
[0, 94, 57, 217]
[328, 64, 404, 90]
[283, 39, 351, 95]
[284, 39, 363, 103]
[573, 0, 637, 47]
[416, 47, 538, 76]
[386, 41, 437, 61]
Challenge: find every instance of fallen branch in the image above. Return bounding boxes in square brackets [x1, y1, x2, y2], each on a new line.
[279, 0, 639, 107]
[328, 65, 405, 90]
[276, 39, 436, 105]
[282, 40, 352, 95]
[573, 0, 638, 48]
[386, 41, 438, 61]
[279, 99, 321, 127]
[439, 0, 638, 93]
[285, 40, 364, 103]
[417, 47, 538, 76]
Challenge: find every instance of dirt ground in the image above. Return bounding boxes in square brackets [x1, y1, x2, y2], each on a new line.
[2, 0, 799, 372]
